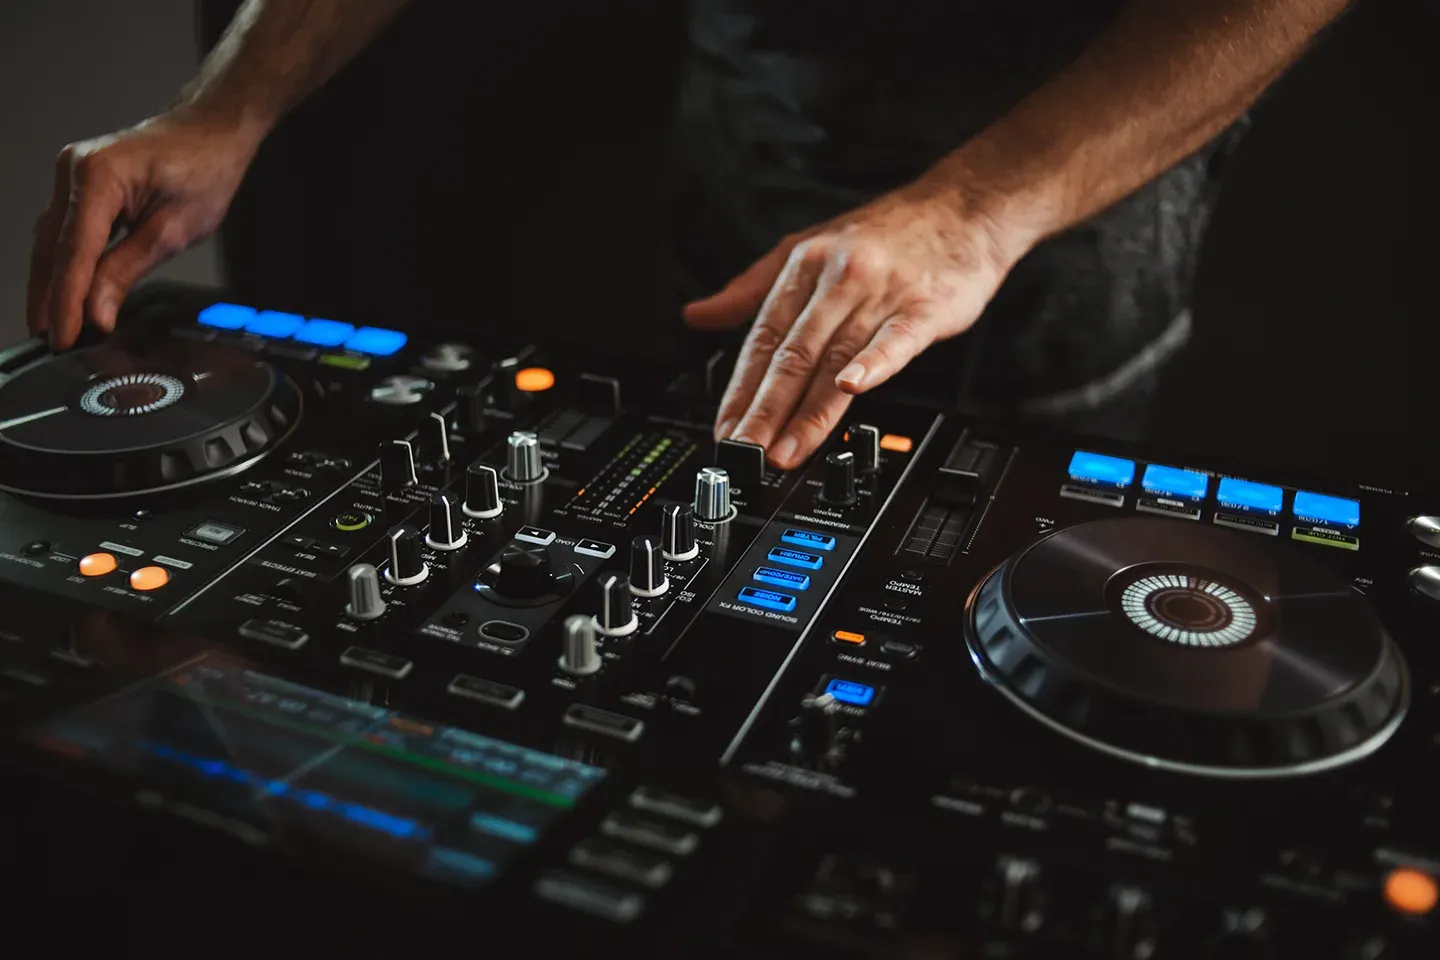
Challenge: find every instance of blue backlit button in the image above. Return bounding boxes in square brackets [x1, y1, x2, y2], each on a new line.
[781, 528, 837, 551]
[197, 302, 256, 329]
[1293, 490, 1361, 528]
[243, 310, 304, 338]
[294, 318, 356, 347]
[1216, 477, 1284, 514]
[737, 586, 797, 613]
[767, 546, 823, 570]
[1142, 464, 1209, 500]
[823, 677, 877, 708]
[1068, 450, 1136, 488]
[344, 326, 408, 357]
[753, 566, 810, 591]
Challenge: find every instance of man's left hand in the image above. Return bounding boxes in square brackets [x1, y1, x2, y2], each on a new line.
[682, 184, 1017, 469]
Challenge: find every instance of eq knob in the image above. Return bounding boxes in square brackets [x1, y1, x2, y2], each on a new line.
[425, 491, 467, 550]
[378, 439, 417, 493]
[494, 541, 555, 599]
[492, 356, 523, 407]
[559, 614, 602, 676]
[693, 467, 732, 522]
[593, 571, 639, 637]
[847, 423, 881, 472]
[452, 379, 489, 437]
[662, 503, 699, 561]
[343, 563, 387, 620]
[820, 450, 857, 505]
[383, 524, 429, 586]
[629, 535, 669, 597]
[506, 430, 546, 483]
[463, 463, 503, 519]
[426, 411, 452, 463]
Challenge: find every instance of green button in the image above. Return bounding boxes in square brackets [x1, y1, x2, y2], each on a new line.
[332, 511, 372, 533]
[319, 353, 371, 371]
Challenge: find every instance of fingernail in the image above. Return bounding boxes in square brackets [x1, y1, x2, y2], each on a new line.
[770, 435, 798, 467]
[836, 362, 867, 389]
[716, 419, 736, 441]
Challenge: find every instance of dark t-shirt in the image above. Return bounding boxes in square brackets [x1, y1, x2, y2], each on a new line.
[665, 0, 1249, 413]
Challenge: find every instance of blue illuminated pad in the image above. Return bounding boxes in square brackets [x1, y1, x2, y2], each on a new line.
[1217, 477, 1284, 513]
[244, 310, 304, 338]
[344, 326, 408, 356]
[737, 587, 797, 613]
[197, 302, 256, 329]
[1293, 490, 1360, 528]
[753, 566, 810, 591]
[293, 318, 356, 347]
[1142, 464, 1209, 500]
[824, 678, 876, 707]
[1068, 450, 1135, 487]
[781, 528, 837, 551]
[767, 547, 823, 570]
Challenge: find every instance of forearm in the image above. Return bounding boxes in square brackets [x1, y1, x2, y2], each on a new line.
[176, 0, 416, 142]
[928, 0, 1352, 261]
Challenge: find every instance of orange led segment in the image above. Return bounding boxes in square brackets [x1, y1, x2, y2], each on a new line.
[514, 367, 555, 392]
[833, 630, 866, 645]
[1384, 867, 1437, 916]
[78, 553, 117, 577]
[129, 566, 171, 592]
[879, 434, 912, 453]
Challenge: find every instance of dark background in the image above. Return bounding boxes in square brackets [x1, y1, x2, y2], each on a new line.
[3, 1, 1435, 487]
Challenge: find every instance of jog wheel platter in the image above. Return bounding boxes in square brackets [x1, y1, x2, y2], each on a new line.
[966, 517, 1409, 778]
[0, 340, 301, 499]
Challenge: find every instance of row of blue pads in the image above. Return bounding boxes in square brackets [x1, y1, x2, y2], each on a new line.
[197, 302, 408, 357]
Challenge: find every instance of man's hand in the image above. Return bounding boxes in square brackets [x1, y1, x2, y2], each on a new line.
[27, 111, 262, 350]
[683, 185, 1015, 469]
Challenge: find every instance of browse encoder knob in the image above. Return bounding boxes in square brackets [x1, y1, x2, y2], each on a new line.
[378, 439, 417, 493]
[629, 535, 669, 597]
[343, 563, 387, 620]
[494, 541, 555, 599]
[821, 450, 857, 505]
[383, 524, 429, 586]
[425, 490, 467, 550]
[847, 423, 880, 472]
[463, 462, 503, 519]
[506, 430, 545, 483]
[693, 467, 732, 522]
[662, 503, 699, 561]
[593, 571, 638, 637]
[559, 614, 602, 676]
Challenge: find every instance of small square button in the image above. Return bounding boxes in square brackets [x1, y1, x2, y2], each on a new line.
[188, 521, 245, 545]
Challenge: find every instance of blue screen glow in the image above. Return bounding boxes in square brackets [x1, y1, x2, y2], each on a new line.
[824, 678, 876, 707]
[1217, 477, 1284, 513]
[1068, 451, 1135, 487]
[294, 318, 356, 347]
[1293, 490, 1360, 527]
[244, 310, 305, 338]
[344, 326, 408, 357]
[197, 302, 256, 329]
[1142, 464, 1209, 500]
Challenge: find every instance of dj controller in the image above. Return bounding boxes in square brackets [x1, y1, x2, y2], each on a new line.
[0, 282, 1436, 956]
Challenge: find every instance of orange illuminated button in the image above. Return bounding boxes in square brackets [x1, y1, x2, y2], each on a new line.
[879, 434, 912, 453]
[514, 367, 556, 392]
[129, 566, 171, 592]
[78, 553, 117, 577]
[1384, 867, 1438, 916]
[833, 630, 866, 646]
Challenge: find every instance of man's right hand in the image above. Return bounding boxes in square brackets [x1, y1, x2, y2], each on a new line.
[27, 110, 263, 350]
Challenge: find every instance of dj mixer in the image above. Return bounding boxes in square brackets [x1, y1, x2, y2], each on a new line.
[0, 282, 1436, 956]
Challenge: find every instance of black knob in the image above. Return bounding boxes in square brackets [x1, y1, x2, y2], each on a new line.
[426, 411, 452, 463]
[383, 524, 429, 586]
[425, 491, 466, 550]
[1098, 884, 1157, 960]
[463, 463, 503, 519]
[662, 503, 698, 561]
[492, 356, 523, 407]
[452, 379, 490, 437]
[789, 692, 841, 759]
[982, 855, 1045, 934]
[820, 450, 857, 505]
[379, 440, 417, 493]
[846, 423, 881, 472]
[493, 541, 555, 599]
[593, 571, 638, 636]
[1203, 908, 1273, 960]
[629, 535, 669, 596]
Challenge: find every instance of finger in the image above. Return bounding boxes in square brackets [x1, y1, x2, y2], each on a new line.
[683, 229, 814, 330]
[766, 312, 887, 468]
[835, 311, 935, 395]
[26, 150, 76, 335]
[88, 209, 189, 332]
[46, 154, 125, 349]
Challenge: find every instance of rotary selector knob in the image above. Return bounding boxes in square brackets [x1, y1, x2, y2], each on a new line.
[369, 374, 433, 405]
[378, 439, 417, 493]
[383, 524, 429, 586]
[419, 342, 474, 372]
[1407, 565, 1440, 602]
[821, 450, 857, 505]
[847, 423, 881, 472]
[506, 430, 546, 483]
[693, 467, 733, 522]
[1406, 516, 1440, 549]
[559, 614, 602, 676]
[344, 563, 387, 620]
[425, 491, 467, 550]
[452, 380, 489, 437]
[662, 503, 699, 561]
[494, 541, 555, 599]
[463, 462, 503, 518]
[593, 571, 639, 637]
[629, 535, 669, 597]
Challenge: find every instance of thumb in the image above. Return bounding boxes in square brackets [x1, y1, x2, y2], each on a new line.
[682, 231, 811, 329]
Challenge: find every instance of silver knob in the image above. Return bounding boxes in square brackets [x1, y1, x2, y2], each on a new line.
[1408, 565, 1440, 602]
[559, 614, 602, 676]
[662, 503, 699, 561]
[425, 491, 467, 550]
[344, 563, 387, 620]
[693, 467, 732, 522]
[593, 571, 639, 637]
[506, 430, 546, 483]
[1406, 516, 1440, 549]
[629, 535, 669, 597]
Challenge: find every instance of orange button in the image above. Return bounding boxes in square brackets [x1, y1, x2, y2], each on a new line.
[78, 553, 117, 577]
[514, 367, 555, 392]
[833, 630, 866, 646]
[129, 566, 170, 592]
[1384, 867, 1437, 916]
[879, 434, 912, 453]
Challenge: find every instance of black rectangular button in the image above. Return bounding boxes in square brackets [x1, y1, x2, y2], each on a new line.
[281, 534, 313, 550]
[447, 674, 525, 709]
[534, 870, 644, 923]
[569, 838, 673, 888]
[629, 786, 723, 827]
[600, 810, 698, 855]
[340, 646, 412, 679]
[239, 618, 309, 650]
[563, 704, 644, 742]
[315, 541, 350, 558]
[514, 526, 556, 546]
[574, 538, 616, 559]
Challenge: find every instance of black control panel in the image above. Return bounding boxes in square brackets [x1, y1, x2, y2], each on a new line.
[0, 283, 1436, 957]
